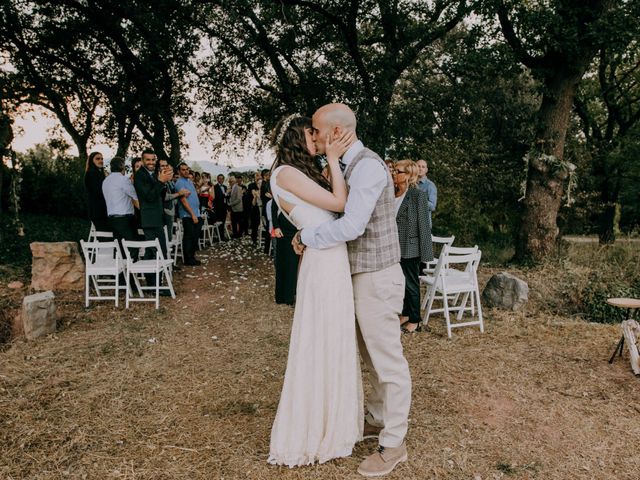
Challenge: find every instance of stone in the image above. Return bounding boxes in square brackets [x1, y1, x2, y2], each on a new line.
[30, 242, 84, 291]
[481, 272, 529, 311]
[7, 281, 24, 289]
[22, 291, 57, 340]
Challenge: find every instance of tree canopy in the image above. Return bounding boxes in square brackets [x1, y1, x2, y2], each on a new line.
[1, 0, 639, 260]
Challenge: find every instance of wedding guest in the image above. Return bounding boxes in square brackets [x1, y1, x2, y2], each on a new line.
[130, 157, 143, 180]
[134, 148, 173, 291]
[247, 171, 262, 246]
[385, 158, 395, 173]
[260, 169, 272, 254]
[175, 162, 202, 265]
[102, 156, 139, 252]
[392, 160, 433, 333]
[130, 156, 144, 230]
[213, 174, 228, 226]
[241, 184, 252, 236]
[158, 159, 190, 242]
[84, 151, 109, 232]
[199, 172, 214, 211]
[416, 159, 437, 226]
[228, 174, 244, 238]
[271, 199, 298, 305]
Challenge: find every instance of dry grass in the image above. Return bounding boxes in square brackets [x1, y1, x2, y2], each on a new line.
[1, 239, 640, 479]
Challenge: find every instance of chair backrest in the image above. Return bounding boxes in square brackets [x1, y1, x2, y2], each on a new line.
[80, 239, 122, 267]
[434, 248, 482, 282]
[121, 239, 165, 263]
[447, 245, 478, 255]
[432, 235, 455, 247]
[429, 235, 455, 262]
[88, 227, 113, 243]
[87, 222, 96, 241]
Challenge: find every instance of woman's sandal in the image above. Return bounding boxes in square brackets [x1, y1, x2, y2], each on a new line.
[401, 322, 422, 334]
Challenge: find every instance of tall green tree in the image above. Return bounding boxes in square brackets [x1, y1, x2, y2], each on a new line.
[482, 0, 640, 262]
[0, 0, 199, 163]
[195, 0, 472, 153]
[574, 38, 640, 243]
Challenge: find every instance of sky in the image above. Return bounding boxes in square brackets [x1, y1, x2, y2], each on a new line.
[11, 105, 274, 168]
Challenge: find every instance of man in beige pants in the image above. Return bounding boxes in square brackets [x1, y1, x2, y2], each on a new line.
[295, 103, 412, 477]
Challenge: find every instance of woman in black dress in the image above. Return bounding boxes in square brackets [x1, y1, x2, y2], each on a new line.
[271, 198, 298, 305]
[84, 151, 109, 232]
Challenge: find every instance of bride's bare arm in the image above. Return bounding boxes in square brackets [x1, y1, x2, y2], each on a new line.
[276, 132, 354, 213]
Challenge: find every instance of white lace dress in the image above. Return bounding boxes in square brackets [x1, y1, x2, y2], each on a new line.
[267, 166, 363, 467]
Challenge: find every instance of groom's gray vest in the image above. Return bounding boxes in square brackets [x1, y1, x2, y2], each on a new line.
[344, 148, 401, 274]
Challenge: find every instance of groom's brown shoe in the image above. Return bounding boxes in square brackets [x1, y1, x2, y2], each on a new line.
[357, 443, 408, 477]
[363, 422, 383, 440]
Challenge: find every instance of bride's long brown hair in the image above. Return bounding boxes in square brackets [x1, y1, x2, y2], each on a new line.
[271, 115, 330, 190]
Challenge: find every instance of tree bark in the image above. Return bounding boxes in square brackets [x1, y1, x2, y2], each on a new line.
[515, 70, 582, 262]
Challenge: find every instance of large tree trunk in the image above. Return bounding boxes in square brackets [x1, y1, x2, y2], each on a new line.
[515, 71, 582, 263]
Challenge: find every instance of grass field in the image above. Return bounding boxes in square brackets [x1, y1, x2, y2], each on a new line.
[1, 235, 639, 479]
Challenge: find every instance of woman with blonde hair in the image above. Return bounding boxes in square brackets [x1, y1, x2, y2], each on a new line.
[392, 159, 433, 333]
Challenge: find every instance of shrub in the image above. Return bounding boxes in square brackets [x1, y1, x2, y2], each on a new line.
[18, 143, 87, 218]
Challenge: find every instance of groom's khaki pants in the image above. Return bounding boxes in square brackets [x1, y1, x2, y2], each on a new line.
[353, 263, 412, 448]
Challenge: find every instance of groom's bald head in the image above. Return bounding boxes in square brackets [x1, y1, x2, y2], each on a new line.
[312, 103, 358, 155]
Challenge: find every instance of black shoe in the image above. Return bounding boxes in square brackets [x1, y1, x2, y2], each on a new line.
[184, 259, 201, 266]
[159, 290, 173, 297]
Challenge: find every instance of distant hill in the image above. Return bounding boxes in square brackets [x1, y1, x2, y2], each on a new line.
[188, 160, 274, 176]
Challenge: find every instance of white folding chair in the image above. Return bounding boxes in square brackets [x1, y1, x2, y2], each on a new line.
[421, 245, 484, 338]
[80, 240, 127, 307]
[172, 220, 185, 264]
[423, 234, 455, 274]
[421, 244, 479, 308]
[164, 225, 182, 266]
[199, 215, 214, 248]
[121, 239, 175, 309]
[212, 221, 224, 242]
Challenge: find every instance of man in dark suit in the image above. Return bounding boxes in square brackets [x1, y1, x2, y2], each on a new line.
[213, 174, 228, 239]
[134, 148, 172, 289]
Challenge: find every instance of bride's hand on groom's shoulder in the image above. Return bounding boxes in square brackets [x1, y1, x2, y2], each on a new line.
[326, 131, 356, 162]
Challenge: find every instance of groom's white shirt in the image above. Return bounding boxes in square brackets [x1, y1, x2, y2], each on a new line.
[301, 140, 388, 249]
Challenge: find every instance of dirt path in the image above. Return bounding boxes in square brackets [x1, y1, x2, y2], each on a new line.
[1, 238, 639, 479]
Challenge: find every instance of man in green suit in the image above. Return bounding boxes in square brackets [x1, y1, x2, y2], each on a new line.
[134, 148, 172, 290]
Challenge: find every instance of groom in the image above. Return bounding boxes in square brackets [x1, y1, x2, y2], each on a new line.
[293, 103, 411, 477]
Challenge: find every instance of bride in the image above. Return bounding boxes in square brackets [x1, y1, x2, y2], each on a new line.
[268, 113, 363, 466]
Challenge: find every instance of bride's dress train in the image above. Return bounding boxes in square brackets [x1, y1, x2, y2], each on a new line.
[268, 166, 363, 466]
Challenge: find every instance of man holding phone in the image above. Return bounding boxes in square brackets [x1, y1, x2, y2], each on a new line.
[133, 148, 173, 290]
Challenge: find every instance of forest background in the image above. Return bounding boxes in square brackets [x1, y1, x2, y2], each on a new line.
[0, 0, 638, 272]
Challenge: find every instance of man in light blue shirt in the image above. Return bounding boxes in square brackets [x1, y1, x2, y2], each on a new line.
[175, 162, 202, 265]
[416, 159, 437, 226]
[102, 156, 139, 248]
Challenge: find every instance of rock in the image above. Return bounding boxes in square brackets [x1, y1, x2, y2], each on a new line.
[481, 272, 529, 311]
[21, 291, 57, 340]
[30, 242, 84, 291]
[7, 281, 24, 289]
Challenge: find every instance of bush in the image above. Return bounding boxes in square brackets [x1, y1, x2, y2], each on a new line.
[0, 212, 89, 273]
[18, 143, 87, 218]
[581, 278, 640, 324]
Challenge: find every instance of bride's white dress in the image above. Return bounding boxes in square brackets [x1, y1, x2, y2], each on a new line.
[268, 166, 363, 467]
